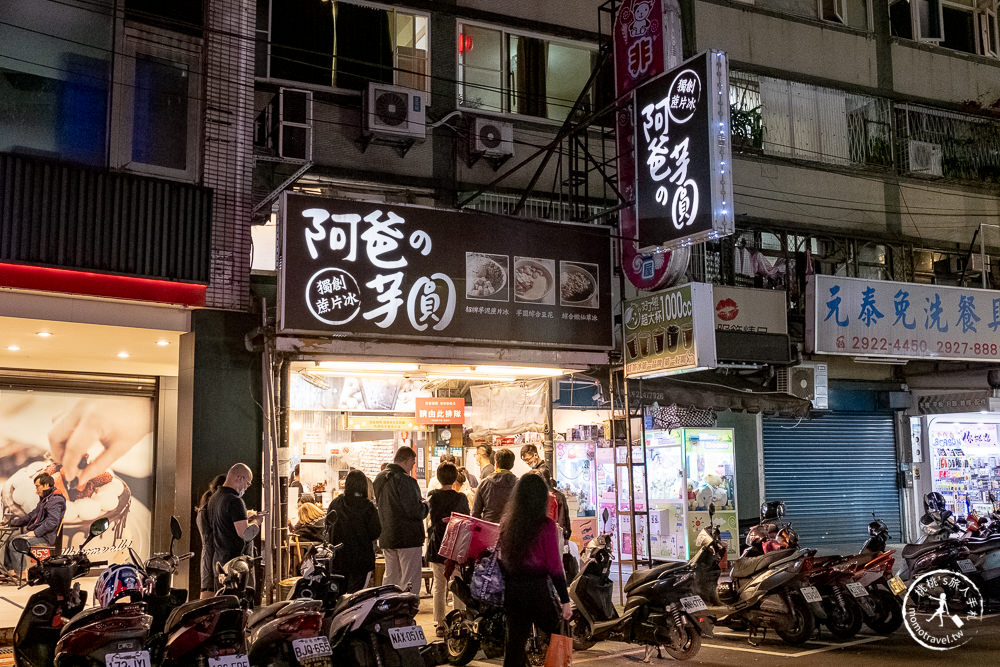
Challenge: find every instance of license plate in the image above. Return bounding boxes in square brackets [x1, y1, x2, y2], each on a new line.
[800, 586, 823, 603]
[845, 582, 869, 598]
[292, 636, 332, 660]
[388, 624, 426, 649]
[680, 595, 707, 612]
[208, 656, 250, 667]
[956, 559, 976, 573]
[105, 652, 150, 667]
[888, 576, 907, 596]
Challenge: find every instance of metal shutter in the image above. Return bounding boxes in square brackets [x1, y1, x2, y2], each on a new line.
[762, 413, 901, 549]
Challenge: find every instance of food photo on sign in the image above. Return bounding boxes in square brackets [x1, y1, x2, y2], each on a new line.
[0, 391, 154, 562]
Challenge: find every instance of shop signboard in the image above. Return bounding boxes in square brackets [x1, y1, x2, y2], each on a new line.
[344, 415, 423, 431]
[633, 51, 734, 251]
[807, 275, 1000, 362]
[713, 286, 787, 334]
[279, 194, 612, 350]
[415, 397, 465, 425]
[623, 282, 717, 378]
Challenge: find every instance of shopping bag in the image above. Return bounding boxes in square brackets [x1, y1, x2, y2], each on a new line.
[544, 620, 573, 667]
[470, 549, 504, 606]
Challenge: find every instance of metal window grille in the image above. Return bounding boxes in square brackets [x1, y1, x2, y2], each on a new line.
[896, 104, 1000, 182]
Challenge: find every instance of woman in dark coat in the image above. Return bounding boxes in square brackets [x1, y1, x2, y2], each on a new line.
[328, 470, 382, 593]
[196, 474, 226, 599]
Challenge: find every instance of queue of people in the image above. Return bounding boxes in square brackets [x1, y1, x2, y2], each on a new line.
[195, 443, 572, 661]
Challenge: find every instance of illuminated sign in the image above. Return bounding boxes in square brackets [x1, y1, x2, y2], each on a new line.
[343, 415, 425, 431]
[415, 397, 466, 425]
[623, 282, 717, 378]
[633, 51, 734, 251]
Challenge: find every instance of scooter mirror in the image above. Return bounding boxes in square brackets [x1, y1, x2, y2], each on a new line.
[11, 537, 31, 555]
[170, 516, 182, 541]
[89, 518, 110, 537]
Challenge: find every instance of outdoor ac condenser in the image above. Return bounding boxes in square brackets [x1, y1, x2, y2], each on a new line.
[777, 362, 828, 409]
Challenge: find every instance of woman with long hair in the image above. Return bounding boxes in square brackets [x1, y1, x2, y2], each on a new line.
[196, 474, 226, 599]
[499, 473, 571, 667]
[328, 470, 381, 593]
[292, 501, 327, 542]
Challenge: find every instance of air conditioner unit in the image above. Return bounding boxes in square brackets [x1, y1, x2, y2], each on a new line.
[906, 140, 942, 177]
[969, 253, 992, 273]
[472, 117, 514, 158]
[777, 362, 828, 409]
[276, 88, 312, 161]
[364, 83, 427, 140]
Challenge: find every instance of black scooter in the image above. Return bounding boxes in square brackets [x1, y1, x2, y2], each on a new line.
[12, 518, 110, 667]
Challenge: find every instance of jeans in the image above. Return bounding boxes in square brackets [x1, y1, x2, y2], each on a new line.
[431, 561, 465, 626]
[4, 535, 47, 573]
[382, 546, 422, 595]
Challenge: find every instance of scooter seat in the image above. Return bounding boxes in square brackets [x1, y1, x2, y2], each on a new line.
[330, 584, 403, 617]
[61, 602, 148, 636]
[624, 560, 688, 594]
[966, 537, 1000, 553]
[730, 549, 792, 579]
[901, 540, 957, 560]
[248, 600, 291, 629]
[165, 595, 242, 636]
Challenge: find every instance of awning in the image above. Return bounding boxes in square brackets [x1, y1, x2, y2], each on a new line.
[624, 370, 812, 418]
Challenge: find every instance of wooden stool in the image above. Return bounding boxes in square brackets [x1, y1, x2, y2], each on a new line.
[421, 567, 433, 597]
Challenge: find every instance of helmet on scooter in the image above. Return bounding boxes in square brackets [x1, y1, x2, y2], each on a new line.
[94, 563, 145, 608]
[868, 518, 888, 538]
[760, 500, 785, 521]
[923, 492, 947, 513]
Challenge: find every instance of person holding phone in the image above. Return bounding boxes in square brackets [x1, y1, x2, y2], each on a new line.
[208, 463, 265, 574]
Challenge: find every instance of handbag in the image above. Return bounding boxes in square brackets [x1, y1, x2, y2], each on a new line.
[543, 619, 573, 667]
[470, 549, 505, 606]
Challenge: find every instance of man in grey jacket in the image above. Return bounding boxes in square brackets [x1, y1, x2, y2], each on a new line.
[373, 446, 428, 595]
[471, 448, 517, 522]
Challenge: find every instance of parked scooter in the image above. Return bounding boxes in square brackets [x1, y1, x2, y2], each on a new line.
[12, 518, 110, 667]
[569, 520, 715, 660]
[442, 555, 509, 664]
[834, 512, 904, 635]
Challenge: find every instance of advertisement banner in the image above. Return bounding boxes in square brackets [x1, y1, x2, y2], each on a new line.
[279, 195, 612, 350]
[0, 390, 154, 559]
[713, 286, 788, 334]
[807, 275, 1000, 362]
[633, 51, 734, 251]
[415, 397, 466, 425]
[623, 282, 717, 378]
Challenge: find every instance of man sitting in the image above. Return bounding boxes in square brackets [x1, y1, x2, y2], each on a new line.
[4, 473, 66, 579]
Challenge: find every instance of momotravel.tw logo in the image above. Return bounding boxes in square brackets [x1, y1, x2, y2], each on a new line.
[902, 569, 983, 651]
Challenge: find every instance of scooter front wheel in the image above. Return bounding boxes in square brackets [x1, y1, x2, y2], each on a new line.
[570, 610, 596, 651]
[775, 595, 815, 646]
[825, 593, 863, 640]
[863, 588, 903, 635]
[444, 610, 480, 665]
[660, 624, 702, 661]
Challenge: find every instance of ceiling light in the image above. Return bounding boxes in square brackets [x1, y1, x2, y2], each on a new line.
[427, 374, 516, 382]
[474, 365, 568, 377]
[7, 345, 20, 352]
[117, 351, 130, 359]
[317, 361, 419, 373]
[35, 331, 52, 338]
[155, 339, 170, 346]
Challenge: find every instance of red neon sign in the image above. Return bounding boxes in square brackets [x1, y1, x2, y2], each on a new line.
[0, 262, 206, 306]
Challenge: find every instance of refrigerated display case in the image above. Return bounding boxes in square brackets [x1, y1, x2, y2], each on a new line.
[555, 441, 598, 549]
[928, 419, 1000, 516]
[643, 427, 740, 560]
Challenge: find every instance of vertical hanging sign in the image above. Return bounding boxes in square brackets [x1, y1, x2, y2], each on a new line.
[633, 51, 734, 251]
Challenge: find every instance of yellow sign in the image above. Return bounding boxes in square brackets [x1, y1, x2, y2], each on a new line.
[343, 415, 425, 431]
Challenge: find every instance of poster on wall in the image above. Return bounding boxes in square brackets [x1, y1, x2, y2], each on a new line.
[633, 50, 734, 251]
[0, 390, 154, 559]
[623, 282, 717, 378]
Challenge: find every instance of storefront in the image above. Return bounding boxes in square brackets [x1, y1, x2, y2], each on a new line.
[267, 193, 614, 593]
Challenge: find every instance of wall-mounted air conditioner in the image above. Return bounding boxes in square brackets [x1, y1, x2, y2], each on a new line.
[906, 140, 942, 177]
[363, 83, 427, 140]
[472, 117, 514, 158]
[777, 362, 828, 409]
[277, 88, 312, 161]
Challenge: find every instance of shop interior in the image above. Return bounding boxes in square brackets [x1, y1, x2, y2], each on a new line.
[926, 414, 1000, 518]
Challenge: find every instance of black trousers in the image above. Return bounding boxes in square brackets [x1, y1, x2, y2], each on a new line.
[503, 573, 560, 667]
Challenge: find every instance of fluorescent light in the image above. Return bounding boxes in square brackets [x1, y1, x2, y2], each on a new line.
[155, 339, 170, 346]
[427, 374, 517, 382]
[474, 365, 568, 377]
[35, 331, 52, 338]
[7, 345, 20, 352]
[117, 351, 130, 359]
[317, 361, 419, 373]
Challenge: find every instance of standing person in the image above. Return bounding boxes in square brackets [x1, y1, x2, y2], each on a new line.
[373, 447, 427, 595]
[328, 470, 381, 593]
[426, 454, 457, 493]
[520, 444, 550, 478]
[196, 474, 226, 598]
[499, 473, 571, 667]
[426, 463, 469, 637]
[471, 448, 517, 522]
[4, 473, 66, 578]
[207, 463, 265, 574]
[476, 444, 495, 480]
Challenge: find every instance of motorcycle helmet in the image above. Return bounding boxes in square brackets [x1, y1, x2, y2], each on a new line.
[94, 563, 144, 608]
[760, 500, 785, 521]
[923, 492, 947, 513]
[219, 556, 252, 590]
[745, 523, 770, 547]
[775, 524, 798, 548]
[868, 518, 888, 538]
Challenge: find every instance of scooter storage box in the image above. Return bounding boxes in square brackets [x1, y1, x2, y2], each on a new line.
[439, 514, 500, 564]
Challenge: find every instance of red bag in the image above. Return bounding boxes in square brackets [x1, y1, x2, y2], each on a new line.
[445, 513, 501, 563]
[544, 620, 573, 667]
[547, 493, 559, 522]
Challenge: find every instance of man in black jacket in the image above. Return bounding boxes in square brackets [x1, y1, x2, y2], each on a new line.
[373, 446, 427, 595]
[5, 473, 66, 576]
[471, 448, 517, 522]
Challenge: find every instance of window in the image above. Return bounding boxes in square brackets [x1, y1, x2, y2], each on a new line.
[124, 0, 203, 34]
[978, 7, 998, 56]
[942, 3, 977, 53]
[819, 0, 848, 23]
[458, 22, 598, 122]
[111, 28, 201, 181]
[257, 0, 428, 92]
[890, 0, 999, 56]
